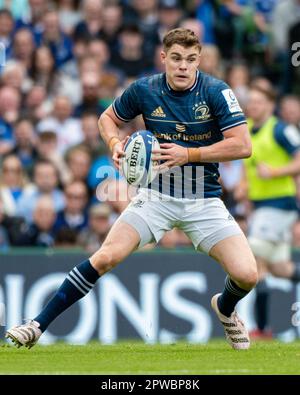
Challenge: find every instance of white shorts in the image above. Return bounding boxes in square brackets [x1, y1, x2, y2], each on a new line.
[118, 189, 242, 253]
[248, 207, 298, 263]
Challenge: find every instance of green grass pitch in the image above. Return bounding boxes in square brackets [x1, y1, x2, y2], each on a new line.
[0, 340, 300, 375]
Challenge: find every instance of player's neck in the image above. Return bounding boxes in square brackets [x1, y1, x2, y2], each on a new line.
[166, 73, 197, 92]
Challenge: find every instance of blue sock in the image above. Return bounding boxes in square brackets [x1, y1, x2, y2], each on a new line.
[34, 260, 100, 332]
[217, 276, 250, 317]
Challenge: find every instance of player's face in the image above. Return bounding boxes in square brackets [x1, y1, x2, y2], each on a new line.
[161, 44, 201, 91]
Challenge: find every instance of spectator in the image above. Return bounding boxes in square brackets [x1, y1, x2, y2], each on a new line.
[199, 44, 224, 79]
[0, 9, 15, 59]
[279, 95, 300, 129]
[10, 117, 38, 174]
[54, 0, 82, 36]
[74, 71, 105, 117]
[0, 194, 29, 249]
[22, 84, 52, 122]
[40, 9, 73, 68]
[78, 203, 111, 253]
[1, 60, 29, 93]
[226, 63, 251, 111]
[11, 28, 35, 71]
[0, 1, 28, 20]
[37, 95, 83, 153]
[30, 45, 58, 95]
[158, 0, 184, 42]
[53, 181, 89, 235]
[271, 0, 300, 93]
[124, 0, 160, 57]
[81, 112, 107, 158]
[36, 131, 72, 186]
[54, 227, 78, 247]
[180, 18, 204, 42]
[16, 0, 47, 37]
[15, 195, 57, 247]
[65, 144, 92, 184]
[0, 85, 21, 155]
[29, 194, 57, 246]
[272, 0, 300, 54]
[111, 24, 153, 78]
[100, 2, 122, 53]
[16, 159, 65, 222]
[73, 0, 104, 41]
[0, 154, 30, 216]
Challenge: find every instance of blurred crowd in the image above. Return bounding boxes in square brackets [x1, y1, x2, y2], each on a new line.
[0, 0, 300, 252]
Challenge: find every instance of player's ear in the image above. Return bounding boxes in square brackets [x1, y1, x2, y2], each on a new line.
[160, 51, 166, 64]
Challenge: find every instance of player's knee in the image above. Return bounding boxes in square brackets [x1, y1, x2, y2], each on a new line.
[246, 269, 258, 288]
[236, 268, 258, 290]
[90, 248, 119, 275]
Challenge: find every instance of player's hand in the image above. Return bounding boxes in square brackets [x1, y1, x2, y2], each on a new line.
[257, 163, 281, 179]
[152, 143, 189, 171]
[112, 136, 129, 170]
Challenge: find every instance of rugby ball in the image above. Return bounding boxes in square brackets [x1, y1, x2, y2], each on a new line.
[122, 130, 160, 186]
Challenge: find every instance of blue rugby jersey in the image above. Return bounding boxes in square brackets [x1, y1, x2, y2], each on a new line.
[113, 71, 247, 198]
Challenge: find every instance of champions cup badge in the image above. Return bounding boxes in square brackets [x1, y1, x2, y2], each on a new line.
[193, 104, 211, 120]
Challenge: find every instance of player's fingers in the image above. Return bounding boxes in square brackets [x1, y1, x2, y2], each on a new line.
[153, 164, 170, 173]
[152, 148, 171, 154]
[113, 151, 125, 160]
[121, 135, 130, 146]
[153, 161, 173, 171]
[158, 166, 171, 174]
[152, 155, 171, 161]
[113, 160, 121, 170]
[160, 143, 174, 148]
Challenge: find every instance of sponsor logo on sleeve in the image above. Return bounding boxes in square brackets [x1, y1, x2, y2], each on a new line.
[221, 89, 242, 113]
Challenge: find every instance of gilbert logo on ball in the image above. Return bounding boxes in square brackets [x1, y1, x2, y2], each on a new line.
[122, 130, 160, 187]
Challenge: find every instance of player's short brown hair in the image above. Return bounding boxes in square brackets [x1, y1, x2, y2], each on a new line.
[163, 28, 202, 53]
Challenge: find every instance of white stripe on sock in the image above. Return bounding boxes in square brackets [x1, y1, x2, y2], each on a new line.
[73, 267, 94, 287]
[69, 271, 91, 293]
[67, 275, 87, 295]
[225, 278, 246, 297]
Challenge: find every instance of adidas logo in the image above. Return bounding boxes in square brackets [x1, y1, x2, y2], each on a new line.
[151, 106, 166, 117]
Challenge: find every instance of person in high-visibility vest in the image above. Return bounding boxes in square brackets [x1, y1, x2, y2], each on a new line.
[240, 84, 300, 338]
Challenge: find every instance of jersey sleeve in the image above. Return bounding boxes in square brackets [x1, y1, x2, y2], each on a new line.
[112, 81, 142, 122]
[274, 122, 300, 156]
[208, 81, 247, 132]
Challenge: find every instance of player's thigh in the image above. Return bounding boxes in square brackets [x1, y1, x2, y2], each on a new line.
[90, 220, 140, 273]
[209, 233, 257, 288]
[179, 198, 242, 252]
[120, 189, 175, 245]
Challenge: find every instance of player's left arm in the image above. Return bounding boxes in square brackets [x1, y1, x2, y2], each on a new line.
[257, 124, 300, 179]
[152, 121, 251, 169]
[189, 123, 252, 162]
[152, 83, 251, 169]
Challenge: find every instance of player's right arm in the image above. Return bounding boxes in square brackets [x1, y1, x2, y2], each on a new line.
[98, 105, 127, 170]
[98, 81, 142, 169]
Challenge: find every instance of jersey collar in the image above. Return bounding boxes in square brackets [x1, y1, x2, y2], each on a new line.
[165, 70, 199, 93]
